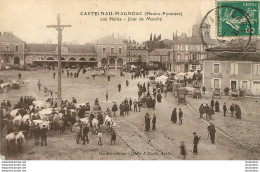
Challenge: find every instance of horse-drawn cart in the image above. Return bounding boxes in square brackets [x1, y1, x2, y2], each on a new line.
[175, 88, 187, 104]
[229, 89, 246, 99]
[212, 88, 222, 98]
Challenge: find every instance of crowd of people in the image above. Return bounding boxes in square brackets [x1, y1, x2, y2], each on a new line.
[199, 99, 242, 120]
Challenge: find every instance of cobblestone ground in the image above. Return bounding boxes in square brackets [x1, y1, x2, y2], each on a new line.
[186, 93, 260, 149]
[1, 70, 260, 160]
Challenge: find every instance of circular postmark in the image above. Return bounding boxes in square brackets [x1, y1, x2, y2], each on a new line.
[200, 5, 253, 51]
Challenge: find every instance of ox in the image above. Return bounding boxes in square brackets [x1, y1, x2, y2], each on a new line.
[6, 131, 25, 152]
[104, 115, 114, 132]
[91, 118, 99, 134]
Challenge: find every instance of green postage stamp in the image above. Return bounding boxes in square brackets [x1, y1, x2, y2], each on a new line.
[217, 1, 259, 37]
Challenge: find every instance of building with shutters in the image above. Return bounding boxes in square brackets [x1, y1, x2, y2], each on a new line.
[94, 36, 127, 69]
[203, 40, 260, 96]
[148, 49, 171, 70]
[0, 32, 25, 67]
[126, 42, 149, 65]
[169, 10, 219, 73]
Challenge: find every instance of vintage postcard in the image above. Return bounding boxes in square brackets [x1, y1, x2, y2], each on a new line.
[0, 0, 260, 162]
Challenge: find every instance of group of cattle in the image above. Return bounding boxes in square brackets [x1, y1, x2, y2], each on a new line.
[0, 79, 30, 91]
[4, 100, 116, 153]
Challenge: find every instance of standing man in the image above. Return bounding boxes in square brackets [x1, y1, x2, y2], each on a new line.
[33, 123, 40, 146]
[37, 81, 41, 90]
[179, 108, 183, 125]
[133, 100, 137, 112]
[40, 124, 48, 146]
[180, 142, 187, 160]
[210, 99, 215, 108]
[223, 103, 227, 117]
[111, 102, 118, 117]
[75, 123, 82, 144]
[215, 100, 220, 112]
[207, 122, 216, 144]
[118, 84, 121, 92]
[193, 132, 200, 155]
[204, 104, 209, 119]
[230, 103, 235, 117]
[129, 98, 132, 111]
[152, 114, 156, 131]
[18, 72, 22, 80]
[82, 124, 89, 145]
[199, 104, 204, 118]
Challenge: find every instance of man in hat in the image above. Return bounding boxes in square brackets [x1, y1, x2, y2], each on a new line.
[40, 124, 48, 146]
[82, 124, 89, 145]
[152, 114, 156, 131]
[207, 122, 216, 144]
[75, 123, 82, 144]
[199, 104, 204, 118]
[34, 123, 40, 146]
[112, 102, 118, 117]
[129, 98, 132, 111]
[223, 103, 227, 117]
[179, 108, 183, 125]
[193, 132, 200, 155]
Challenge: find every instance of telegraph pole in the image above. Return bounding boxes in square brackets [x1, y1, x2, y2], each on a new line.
[47, 14, 71, 109]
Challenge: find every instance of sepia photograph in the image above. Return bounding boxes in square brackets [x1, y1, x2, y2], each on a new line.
[0, 0, 260, 164]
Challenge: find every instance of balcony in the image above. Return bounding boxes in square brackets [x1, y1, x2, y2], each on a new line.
[1, 51, 14, 56]
[107, 52, 118, 57]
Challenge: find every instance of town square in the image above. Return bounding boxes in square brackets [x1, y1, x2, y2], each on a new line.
[0, 0, 260, 161]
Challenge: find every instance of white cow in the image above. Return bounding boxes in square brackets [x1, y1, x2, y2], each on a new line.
[33, 120, 50, 130]
[10, 109, 20, 118]
[15, 131, 25, 151]
[80, 117, 90, 127]
[13, 115, 22, 125]
[5, 133, 16, 151]
[104, 115, 114, 131]
[92, 118, 99, 134]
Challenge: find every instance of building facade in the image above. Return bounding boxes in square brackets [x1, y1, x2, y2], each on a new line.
[148, 49, 170, 70]
[170, 12, 219, 73]
[94, 36, 127, 69]
[0, 32, 25, 67]
[203, 60, 260, 95]
[126, 43, 149, 65]
[25, 44, 97, 68]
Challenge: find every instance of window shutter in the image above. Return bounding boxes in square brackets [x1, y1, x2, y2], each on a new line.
[247, 81, 250, 90]
[219, 64, 222, 74]
[258, 65, 260, 74]
[235, 64, 238, 75]
[230, 63, 234, 75]
[219, 79, 222, 89]
[212, 64, 214, 73]
[253, 64, 257, 74]
[240, 81, 242, 89]
[211, 79, 214, 88]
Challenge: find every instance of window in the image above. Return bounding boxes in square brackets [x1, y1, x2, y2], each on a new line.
[230, 63, 238, 75]
[103, 48, 106, 53]
[15, 45, 19, 52]
[253, 64, 260, 75]
[176, 44, 180, 51]
[213, 63, 220, 73]
[110, 48, 114, 54]
[185, 45, 189, 51]
[119, 48, 122, 54]
[5, 44, 10, 51]
[241, 80, 249, 90]
[211, 78, 221, 88]
[201, 54, 205, 60]
[177, 54, 181, 61]
[185, 54, 189, 61]
[182, 45, 185, 51]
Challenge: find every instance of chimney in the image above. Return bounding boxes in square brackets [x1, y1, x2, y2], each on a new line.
[256, 40, 260, 53]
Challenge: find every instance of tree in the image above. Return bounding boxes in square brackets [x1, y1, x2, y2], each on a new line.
[154, 34, 156, 41]
[150, 33, 152, 41]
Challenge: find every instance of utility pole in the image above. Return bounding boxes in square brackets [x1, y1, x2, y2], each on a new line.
[106, 53, 109, 102]
[47, 14, 71, 109]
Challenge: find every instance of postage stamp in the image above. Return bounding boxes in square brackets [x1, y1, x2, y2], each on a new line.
[216, 1, 259, 37]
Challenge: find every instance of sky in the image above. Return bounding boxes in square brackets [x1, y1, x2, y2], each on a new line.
[0, 0, 216, 44]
